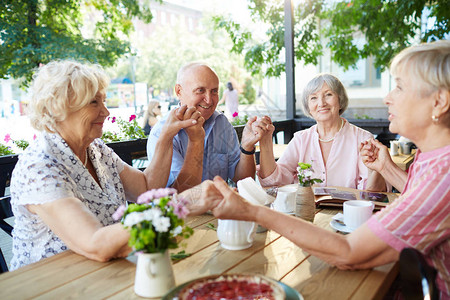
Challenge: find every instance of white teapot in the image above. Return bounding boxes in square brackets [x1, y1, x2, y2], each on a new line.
[217, 219, 256, 250]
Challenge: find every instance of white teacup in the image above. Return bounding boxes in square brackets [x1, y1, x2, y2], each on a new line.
[343, 200, 374, 231]
[273, 186, 296, 213]
[217, 219, 256, 250]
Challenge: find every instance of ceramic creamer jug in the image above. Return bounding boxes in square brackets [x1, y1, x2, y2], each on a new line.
[217, 219, 256, 250]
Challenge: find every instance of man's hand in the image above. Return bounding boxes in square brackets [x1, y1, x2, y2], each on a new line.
[241, 116, 274, 151]
[180, 180, 223, 216]
[252, 116, 274, 145]
[182, 106, 205, 142]
[359, 138, 392, 173]
[161, 104, 201, 138]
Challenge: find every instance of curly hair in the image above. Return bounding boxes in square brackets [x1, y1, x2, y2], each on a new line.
[29, 60, 109, 132]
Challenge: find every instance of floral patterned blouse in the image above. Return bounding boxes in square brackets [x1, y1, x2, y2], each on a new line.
[9, 132, 126, 270]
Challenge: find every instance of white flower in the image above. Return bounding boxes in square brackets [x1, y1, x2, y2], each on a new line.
[143, 207, 162, 221]
[304, 170, 313, 178]
[153, 216, 171, 232]
[123, 212, 145, 227]
[172, 225, 182, 236]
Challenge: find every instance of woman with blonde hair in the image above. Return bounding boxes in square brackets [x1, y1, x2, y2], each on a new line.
[9, 60, 216, 270]
[206, 40, 450, 299]
[142, 100, 162, 135]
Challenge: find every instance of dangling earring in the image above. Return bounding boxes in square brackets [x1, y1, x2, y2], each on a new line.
[432, 115, 439, 122]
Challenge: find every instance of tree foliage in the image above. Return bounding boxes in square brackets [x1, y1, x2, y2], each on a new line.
[109, 14, 253, 97]
[0, 0, 159, 86]
[213, 0, 450, 77]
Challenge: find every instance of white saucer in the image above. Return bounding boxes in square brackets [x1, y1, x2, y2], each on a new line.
[329, 213, 354, 234]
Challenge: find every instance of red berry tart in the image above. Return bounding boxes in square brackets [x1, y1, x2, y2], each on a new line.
[178, 274, 285, 300]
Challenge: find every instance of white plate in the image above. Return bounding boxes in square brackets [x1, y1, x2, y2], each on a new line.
[329, 213, 354, 234]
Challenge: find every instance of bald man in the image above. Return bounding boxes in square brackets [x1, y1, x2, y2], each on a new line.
[146, 62, 269, 192]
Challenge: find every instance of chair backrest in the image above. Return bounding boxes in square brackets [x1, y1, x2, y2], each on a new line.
[399, 247, 439, 300]
[0, 196, 13, 273]
[0, 196, 13, 236]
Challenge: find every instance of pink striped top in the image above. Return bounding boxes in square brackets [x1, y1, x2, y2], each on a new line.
[367, 144, 450, 299]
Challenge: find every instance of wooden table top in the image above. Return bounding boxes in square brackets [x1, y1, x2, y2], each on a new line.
[0, 190, 398, 300]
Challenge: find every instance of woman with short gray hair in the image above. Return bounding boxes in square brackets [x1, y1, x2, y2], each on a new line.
[257, 73, 385, 191]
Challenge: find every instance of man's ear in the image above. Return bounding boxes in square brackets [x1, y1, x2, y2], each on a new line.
[174, 84, 182, 98]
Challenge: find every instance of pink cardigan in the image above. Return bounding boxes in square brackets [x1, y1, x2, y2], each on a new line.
[258, 119, 373, 189]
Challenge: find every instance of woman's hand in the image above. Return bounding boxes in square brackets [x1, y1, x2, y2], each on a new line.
[210, 176, 256, 221]
[241, 116, 274, 151]
[161, 104, 203, 139]
[252, 116, 275, 145]
[180, 180, 224, 216]
[359, 138, 391, 173]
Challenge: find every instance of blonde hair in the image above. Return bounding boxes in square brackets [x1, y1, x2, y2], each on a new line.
[391, 40, 450, 93]
[142, 100, 160, 127]
[301, 73, 349, 118]
[391, 40, 450, 126]
[29, 60, 109, 132]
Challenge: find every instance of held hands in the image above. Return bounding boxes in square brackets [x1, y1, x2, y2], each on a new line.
[182, 106, 205, 142]
[359, 138, 392, 173]
[241, 116, 275, 151]
[161, 105, 205, 140]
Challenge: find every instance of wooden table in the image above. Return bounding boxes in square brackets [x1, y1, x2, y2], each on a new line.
[0, 197, 398, 299]
[390, 149, 416, 171]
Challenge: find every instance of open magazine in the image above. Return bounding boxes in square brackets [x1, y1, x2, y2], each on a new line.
[313, 187, 394, 209]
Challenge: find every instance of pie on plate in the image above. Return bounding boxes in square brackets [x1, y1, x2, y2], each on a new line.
[177, 273, 285, 300]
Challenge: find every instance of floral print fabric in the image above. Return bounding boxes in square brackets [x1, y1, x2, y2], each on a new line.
[9, 132, 126, 270]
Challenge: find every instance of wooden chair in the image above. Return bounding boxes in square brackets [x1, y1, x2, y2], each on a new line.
[399, 247, 439, 300]
[0, 196, 13, 273]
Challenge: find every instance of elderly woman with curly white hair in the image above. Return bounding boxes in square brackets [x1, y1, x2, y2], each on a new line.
[256, 73, 385, 191]
[9, 60, 215, 270]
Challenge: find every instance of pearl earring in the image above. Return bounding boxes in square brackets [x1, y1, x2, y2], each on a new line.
[432, 115, 439, 122]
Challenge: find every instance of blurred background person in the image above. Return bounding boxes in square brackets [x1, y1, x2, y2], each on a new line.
[142, 100, 162, 135]
[218, 81, 239, 119]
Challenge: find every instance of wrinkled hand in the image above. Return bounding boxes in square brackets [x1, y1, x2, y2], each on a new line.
[161, 105, 200, 138]
[359, 138, 391, 173]
[211, 176, 255, 221]
[182, 106, 205, 142]
[240, 116, 274, 150]
[252, 116, 275, 145]
[180, 180, 223, 216]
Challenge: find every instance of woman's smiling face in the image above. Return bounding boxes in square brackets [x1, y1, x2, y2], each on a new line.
[307, 83, 341, 122]
[58, 91, 110, 144]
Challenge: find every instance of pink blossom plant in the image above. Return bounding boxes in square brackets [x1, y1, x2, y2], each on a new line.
[113, 188, 193, 253]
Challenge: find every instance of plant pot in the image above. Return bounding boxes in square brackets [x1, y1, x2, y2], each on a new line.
[295, 185, 315, 222]
[134, 250, 175, 298]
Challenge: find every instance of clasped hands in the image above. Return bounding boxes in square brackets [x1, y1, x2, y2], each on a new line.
[161, 104, 205, 140]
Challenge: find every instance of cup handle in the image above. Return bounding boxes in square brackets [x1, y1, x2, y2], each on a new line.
[247, 222, 256, 243]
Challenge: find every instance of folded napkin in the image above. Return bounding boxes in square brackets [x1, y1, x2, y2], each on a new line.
[237, 177, 275, 206]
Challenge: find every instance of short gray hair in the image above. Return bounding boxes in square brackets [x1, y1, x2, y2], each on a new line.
[28, 60, 109, 132]
[176, 62, 217, 85]
[300, 73, 349, 118]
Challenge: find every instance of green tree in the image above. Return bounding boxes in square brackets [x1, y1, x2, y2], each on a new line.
[213, 0, 449, 77]
[112, 13, 251, 97]
[0, 0, 159, 86]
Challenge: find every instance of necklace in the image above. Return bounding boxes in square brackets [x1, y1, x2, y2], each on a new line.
[318, 119, 344, 143]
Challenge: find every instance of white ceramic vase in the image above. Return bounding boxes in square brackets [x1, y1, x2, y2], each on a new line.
[134, 251, 175, 298]
[295, 184, 315, 222]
